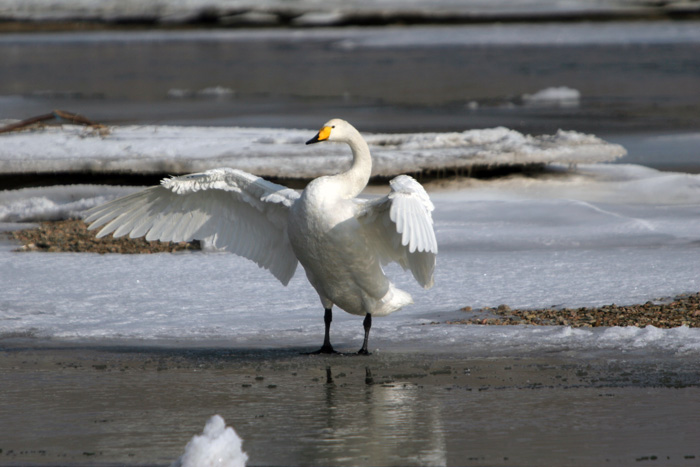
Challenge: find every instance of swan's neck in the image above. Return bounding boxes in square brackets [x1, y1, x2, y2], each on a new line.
[333, 131, 372, 198]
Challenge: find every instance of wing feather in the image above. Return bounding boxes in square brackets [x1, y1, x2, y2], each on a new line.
[84, 168, 300, 285]
[162, 195, 198, 241]
[120, 197, 162, 237]
[358, 175, 437, 289]
[159, 211, 187, 242]
[130, 206, 162, 238]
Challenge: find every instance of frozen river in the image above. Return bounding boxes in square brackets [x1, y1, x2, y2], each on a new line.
[2, 18, 700, 467]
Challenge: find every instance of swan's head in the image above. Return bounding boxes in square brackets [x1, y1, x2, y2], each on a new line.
[306, 119, 357, 145]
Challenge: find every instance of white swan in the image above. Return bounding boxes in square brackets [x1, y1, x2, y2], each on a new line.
[84, 119, 437, 354]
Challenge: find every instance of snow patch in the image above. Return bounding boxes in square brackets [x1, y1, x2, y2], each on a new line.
[0, 185, 137, 222]
[172, 415, 247, 467]
[522, 87, 581, 108]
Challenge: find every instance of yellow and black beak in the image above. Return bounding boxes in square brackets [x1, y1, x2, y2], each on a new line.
[306, 126, 332, 145]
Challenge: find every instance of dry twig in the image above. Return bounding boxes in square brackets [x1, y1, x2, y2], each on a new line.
[0, 109, 107, 135]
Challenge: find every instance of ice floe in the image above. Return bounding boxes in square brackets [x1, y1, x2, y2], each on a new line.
[0, 124, 625, 177]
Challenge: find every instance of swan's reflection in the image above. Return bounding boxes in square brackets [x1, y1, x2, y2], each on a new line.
[299, 366, 447, 467]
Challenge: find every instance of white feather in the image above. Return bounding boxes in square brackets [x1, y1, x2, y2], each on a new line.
[85, 168, 300, 285]
[359, 174, 437, 289]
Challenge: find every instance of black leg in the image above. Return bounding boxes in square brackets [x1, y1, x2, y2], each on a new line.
[358, 313, 372, 355]
[308, 308, 338, 354]
[365, 367, 374, 385]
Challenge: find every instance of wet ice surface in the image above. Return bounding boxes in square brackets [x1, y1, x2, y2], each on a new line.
[1, 347, 699, 466]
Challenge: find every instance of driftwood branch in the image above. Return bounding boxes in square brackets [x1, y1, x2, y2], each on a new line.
[0, 110, 104, 134]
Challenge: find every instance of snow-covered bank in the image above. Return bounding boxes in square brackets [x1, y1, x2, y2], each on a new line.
[0, 124, 625, 177]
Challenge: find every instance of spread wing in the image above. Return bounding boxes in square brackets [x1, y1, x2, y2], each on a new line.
[357, 175, 437, 288]
[84, 168, 301, 285]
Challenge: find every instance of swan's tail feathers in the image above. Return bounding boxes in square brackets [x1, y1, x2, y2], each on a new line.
[372, 285, 414, 317]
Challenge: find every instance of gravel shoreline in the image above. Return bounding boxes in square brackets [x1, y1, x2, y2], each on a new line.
[448, 298, 700, 328]
[9, 219, 700, 329]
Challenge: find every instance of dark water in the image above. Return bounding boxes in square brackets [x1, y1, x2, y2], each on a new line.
[2, 346, 699, 466]
[0, 25, 699, 171]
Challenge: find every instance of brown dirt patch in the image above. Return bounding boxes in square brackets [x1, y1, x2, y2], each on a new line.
[9, 219, 199, 254]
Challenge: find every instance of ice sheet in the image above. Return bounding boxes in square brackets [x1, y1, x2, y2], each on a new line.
[1, 164, 699, 356]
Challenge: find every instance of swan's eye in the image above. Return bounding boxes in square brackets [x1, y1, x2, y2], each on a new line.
[331, 125, 336, 128]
